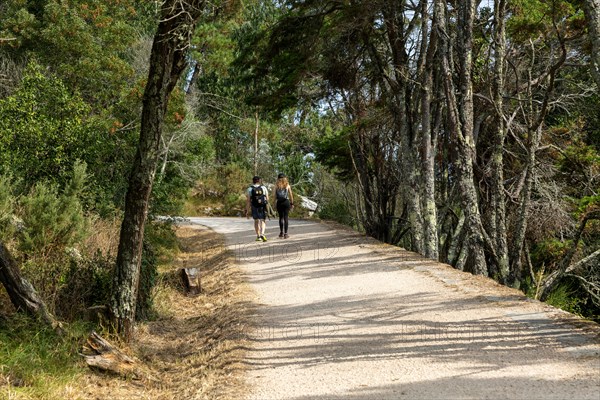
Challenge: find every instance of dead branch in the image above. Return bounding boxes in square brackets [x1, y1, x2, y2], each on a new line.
[82, 331, 142, 379]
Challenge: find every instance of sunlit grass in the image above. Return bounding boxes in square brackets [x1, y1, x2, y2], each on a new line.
[0, 315, 91, 399]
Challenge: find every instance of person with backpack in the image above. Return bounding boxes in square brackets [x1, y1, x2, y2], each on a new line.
[273, 173, 294, 239]
[246, 176, 269, 242]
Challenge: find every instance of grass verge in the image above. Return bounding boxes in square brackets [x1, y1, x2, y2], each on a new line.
[0, 225, 255, 400]
[0, 316, 90, 399]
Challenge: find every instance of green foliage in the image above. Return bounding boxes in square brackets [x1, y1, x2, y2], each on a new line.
[0, 162, 92, 314]
[233, 1, 321, 113]
[1, 0, 143, 107]
[317, 200, 354, 226]
[507, 0, 582, 42]
[151, 174, 190, 216]
[0, 61, 94, 189]
[530, 238, 572, 269]
[18, 162, 88, 259]
[314, 125, 354, 181]
[557, 140, 600, 199]
[0, 315, 87, 397]
[57, 250, 113, 320]
[545, 281, 584, 316]
[137, 221, 180, 321]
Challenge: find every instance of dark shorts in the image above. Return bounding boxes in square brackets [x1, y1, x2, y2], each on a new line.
[251, 205, 266, 220]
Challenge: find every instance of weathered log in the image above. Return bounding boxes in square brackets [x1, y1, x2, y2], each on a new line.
[82, 331, 140, 379]
[180, 267, 201, 295]
[0, 241, 63, 333]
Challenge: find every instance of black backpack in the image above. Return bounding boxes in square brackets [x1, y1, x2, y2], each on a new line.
[250, 185, 266, 208]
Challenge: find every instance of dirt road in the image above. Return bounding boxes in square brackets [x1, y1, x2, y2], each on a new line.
[187, 217, 600, 400]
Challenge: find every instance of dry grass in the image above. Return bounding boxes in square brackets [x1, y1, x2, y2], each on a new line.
[72, 226, 256, 400]
[82, 215, 121, 257]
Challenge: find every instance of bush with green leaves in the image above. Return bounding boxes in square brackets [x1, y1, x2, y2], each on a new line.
[0, 61, 95, 189]
[18, 162, 89, 260]
[0, 163, 91, 314]
[317, 199, 354, 226]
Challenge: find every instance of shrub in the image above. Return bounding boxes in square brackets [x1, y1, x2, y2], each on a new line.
[317, 199, 354, 226]
[57, 251, 113, 320]
[18, 162, 89, 260]
[546, 281, 584, 316]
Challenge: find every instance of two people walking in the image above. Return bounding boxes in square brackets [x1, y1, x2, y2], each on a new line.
[246, 174, 294, 241]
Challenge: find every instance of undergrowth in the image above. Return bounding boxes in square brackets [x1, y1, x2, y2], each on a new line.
[0, 315, 91, 399]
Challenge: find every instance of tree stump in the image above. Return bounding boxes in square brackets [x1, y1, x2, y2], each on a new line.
[180, 267, 201, 295]
[82, 331, 140, 379]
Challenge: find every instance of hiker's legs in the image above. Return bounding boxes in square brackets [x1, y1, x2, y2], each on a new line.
[254, 219, 260, 236]
[259, 219, 266, 236]
[278, 212, 284, 233]
[277, 200, 290, 234]
[282, 207, 289, 233]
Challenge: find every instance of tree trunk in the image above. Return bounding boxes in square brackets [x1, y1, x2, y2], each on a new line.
[508, 126, 541, 287]
[0, 241, 61, 331]
[111, 0, 205, 341]
[507, 27, 567, 288]
[435, 0, 487, 275]
[419, 0, 439, 260]
[489, 0, 509, 282]
[583, 0, 600, 88]
[377, 0, 425, 253]
[83, 331, 144, 379]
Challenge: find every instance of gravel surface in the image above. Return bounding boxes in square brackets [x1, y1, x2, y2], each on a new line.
[186, 217, 600, 400]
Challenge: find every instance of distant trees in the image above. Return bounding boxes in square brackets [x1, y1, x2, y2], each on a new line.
[236, 0, 599, 317]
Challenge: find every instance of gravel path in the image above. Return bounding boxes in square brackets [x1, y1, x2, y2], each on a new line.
[186, 217, 600, 400]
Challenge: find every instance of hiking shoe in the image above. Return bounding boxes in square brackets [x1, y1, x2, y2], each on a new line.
[279, 232, 284, 238]
[256, 236, 262, 241]
[261, 235, 268, 242]
[284, 233, 289, 239]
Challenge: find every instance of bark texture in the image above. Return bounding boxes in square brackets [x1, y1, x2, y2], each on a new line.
[111, 0, 205, 341]
[0, 241, 60, 331]
[489, 0, 509, 282]
[583, 0, 600, 88]
[83, 331, 141, 378]
[435, 0, 487, 275]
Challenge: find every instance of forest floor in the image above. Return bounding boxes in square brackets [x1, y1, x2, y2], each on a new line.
[69, 225, 255, 400]
[186, 217, 600, 400]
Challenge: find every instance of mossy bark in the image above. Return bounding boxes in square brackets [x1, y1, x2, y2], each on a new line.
[111, 0, 205, 341]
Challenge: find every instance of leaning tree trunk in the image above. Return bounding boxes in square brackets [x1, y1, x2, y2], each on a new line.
[0, 242, 60, 331]
[111, 0, 205, 341]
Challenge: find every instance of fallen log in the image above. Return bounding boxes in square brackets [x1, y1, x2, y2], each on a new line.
[82, 331, 141, 379]
[180, 266, 201, 295]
